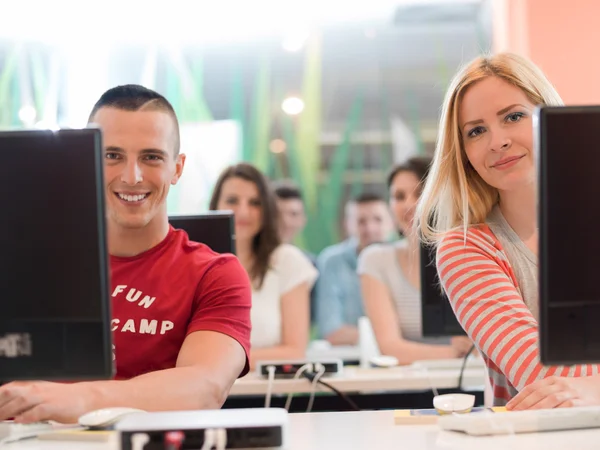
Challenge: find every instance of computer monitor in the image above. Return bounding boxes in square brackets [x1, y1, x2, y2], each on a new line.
[0, 128, 113, 380]
[169, 212, 236, 255]
[536, 105, 600, 365]
[420, 242, 466, 337]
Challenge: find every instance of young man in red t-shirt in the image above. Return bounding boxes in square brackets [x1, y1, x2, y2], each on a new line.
[0, 85, 252, 424]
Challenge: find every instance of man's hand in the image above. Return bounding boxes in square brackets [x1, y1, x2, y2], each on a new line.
[507, 375, 600, 411]
[0, 381, 95, 424]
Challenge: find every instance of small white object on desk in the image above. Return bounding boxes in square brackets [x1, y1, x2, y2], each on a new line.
[358, 316, 381, 368]
[369, 355, 399, 368]
[433, 393, 476, 414]
[78, 407, 146, 429]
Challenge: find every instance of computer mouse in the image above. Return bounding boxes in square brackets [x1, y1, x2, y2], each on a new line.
[369, 355, 399, 368]
[78, 407, 147, 429]
[433, 393, 475, 414]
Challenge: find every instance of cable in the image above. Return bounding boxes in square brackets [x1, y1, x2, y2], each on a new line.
[457, 344, 476, 390]
[200, 428, 216, 450]
[301, 372, 360, 411]
[215, 427, 227, 450]
[306, 363, 326, 412]
[264, 365, 276, 408]
[284, 363, 312, 411]
[130, 432, 150, 450]
[418, 366, 440, 398]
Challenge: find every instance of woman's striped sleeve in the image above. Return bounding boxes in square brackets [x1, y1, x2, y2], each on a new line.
[436, 228, 599, 391]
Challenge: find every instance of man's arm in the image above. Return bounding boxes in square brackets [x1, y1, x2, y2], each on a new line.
[250, 282, 310, 368]
[89, 330, 246, 411]
[0, 330, 245, 424]
[0, 255, 252, 424]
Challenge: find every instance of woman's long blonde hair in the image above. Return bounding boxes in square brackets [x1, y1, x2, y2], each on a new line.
[416, 52, 563, 244]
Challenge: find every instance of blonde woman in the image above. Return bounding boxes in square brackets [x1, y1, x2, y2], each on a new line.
[416, 52, 600, 408]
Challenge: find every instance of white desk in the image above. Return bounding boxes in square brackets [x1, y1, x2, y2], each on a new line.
[5, 410, 600, 449]
[230, 364, 486, 396]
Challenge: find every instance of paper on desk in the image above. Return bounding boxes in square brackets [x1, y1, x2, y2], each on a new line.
[394, 407, 507, 425]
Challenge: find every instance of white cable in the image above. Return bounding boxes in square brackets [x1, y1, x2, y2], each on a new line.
[200, 428, 216, 450]
[284, 363, 313, 411]
[265, 365, 276, 408]
[215, 427, 228, 450]
[306, 363, 327, 412]
[421, 366, 439, 397]
[131, 432, 150, 450]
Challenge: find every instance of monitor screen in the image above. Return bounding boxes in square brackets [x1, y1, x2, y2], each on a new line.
[421, 243, 466, 337]
[0, 129, 112, 380]
[169, 212, 236, 255]
[537, 105, 600, 365]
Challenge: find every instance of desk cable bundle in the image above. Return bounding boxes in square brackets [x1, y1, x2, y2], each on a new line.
[301, 370, 360, 411]
[262, 362, 357, 413]
[259, 359, 347, 413]
[283, 363, 317, 412]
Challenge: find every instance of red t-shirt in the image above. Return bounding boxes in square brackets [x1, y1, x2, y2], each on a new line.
[109, 227, 251, 380]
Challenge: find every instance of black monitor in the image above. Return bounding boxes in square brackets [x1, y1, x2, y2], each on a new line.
[0, 129, 112, 380]
[169, 212, 236, 255]
[537, 105, 600, 365]
[420, 242, 466, 337]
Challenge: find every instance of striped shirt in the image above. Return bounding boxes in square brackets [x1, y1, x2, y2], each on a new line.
[437, 207, 600, 405]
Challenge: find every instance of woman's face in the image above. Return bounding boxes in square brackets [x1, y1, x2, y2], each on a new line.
[216, 177, 263, 242]
[459, 76, 537, 193]
[389, 170, 421, 236]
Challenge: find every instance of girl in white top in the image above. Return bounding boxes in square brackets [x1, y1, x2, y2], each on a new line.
[358, 157, 472, 364]
[210, 163, 317, 369]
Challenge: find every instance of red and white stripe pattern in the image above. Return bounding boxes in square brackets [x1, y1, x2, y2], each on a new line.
[436, 225, 600, 405]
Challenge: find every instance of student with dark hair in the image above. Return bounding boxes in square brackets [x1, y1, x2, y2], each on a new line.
[210, 163, 317, 369]
[358, 157, 472, 365]
[272, 181, 307, 245]
[0, 84, 252, 424]
[314, 193, 392, 345]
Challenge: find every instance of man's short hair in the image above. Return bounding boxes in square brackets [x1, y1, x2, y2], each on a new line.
[350, 192, 386, 205]
[88, 84, 181, 156]
[272, 181, 303, 202]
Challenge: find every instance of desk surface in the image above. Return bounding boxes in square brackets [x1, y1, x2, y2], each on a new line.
[230, 364, 486, 396]
[5, 410, 600, 449]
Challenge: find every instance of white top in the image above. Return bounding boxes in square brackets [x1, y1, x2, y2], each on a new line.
[251, 244, 318, 348]
[357, 241, 423, 340]
[357, 241, 448, 344]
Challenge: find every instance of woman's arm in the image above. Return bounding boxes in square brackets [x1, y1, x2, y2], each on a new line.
[361, 273, 460, 365]
[437, 227, 600, 392]
[250, 282, 310, 369]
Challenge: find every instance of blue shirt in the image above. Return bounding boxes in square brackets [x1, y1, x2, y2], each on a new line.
[314, 238, 364, 338]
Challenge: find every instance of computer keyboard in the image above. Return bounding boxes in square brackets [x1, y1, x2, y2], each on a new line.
[0, 420, 55, 443]
[438, 405, 600, 435]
